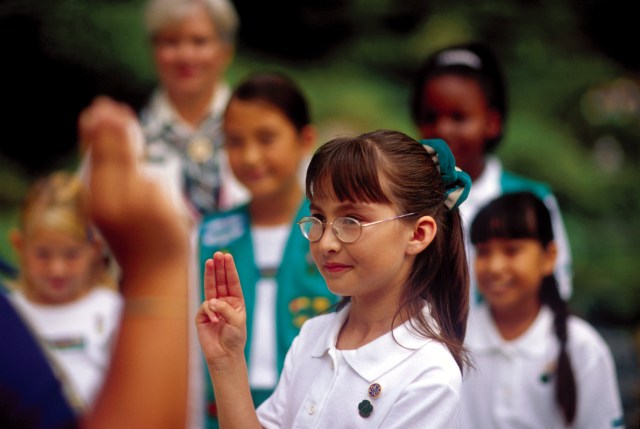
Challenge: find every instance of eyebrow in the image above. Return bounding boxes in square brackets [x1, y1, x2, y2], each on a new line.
[309, 201, 373, 213]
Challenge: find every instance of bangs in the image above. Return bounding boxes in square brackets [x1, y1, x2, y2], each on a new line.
[470, 192, 552, 245]
[306, 136, 392, 204]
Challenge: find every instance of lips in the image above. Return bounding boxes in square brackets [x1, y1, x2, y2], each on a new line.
[323, 262, 352, 273]
[47, 278, 69, 290]
[175, 65, 197, 79]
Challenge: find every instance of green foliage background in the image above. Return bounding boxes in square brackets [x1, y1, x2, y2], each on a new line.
[2, 0, 638, 323]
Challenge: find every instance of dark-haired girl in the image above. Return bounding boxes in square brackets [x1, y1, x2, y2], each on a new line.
[411, 42, 573, 303]
[196, 131, 472, 428]
[197, 72, 337, 425]
[463, 192, 623, 428]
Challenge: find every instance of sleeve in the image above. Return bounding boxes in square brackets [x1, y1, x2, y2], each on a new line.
[571, 322, 625, 429]
[542, 193, 573, 300]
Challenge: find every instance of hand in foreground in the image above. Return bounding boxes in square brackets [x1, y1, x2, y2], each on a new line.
[78, 96, 188, 275]
[78, 97, 189, 428]
[196, 252, 247, 367]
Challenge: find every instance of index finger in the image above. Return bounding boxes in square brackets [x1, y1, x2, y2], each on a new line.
[203, 258, 217, 301]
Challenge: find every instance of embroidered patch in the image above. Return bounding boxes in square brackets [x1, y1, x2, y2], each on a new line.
[46, 337, 85, 351]
[201, 214, 245, 247]
[289, 296, 333, 328]
[611, 416, 624, 427]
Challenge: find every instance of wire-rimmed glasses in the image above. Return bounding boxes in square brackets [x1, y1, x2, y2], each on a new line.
[297, 212, 417, 244]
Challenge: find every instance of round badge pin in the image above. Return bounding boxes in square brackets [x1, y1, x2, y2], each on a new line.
[187, 136, 214, 164]
[368, 383, 382, 399]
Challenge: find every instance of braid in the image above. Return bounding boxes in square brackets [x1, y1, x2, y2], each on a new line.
[540, 275, 576, 425]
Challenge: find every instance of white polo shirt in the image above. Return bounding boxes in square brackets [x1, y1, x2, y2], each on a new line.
[257, 303, 462, 428]
[461, 305, 625, 429]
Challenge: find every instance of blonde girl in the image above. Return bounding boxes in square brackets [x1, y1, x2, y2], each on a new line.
[8, 171, 122, 412]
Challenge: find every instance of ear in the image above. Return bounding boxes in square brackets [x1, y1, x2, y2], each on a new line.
[406, 215, 437, 255]
[9, 229, 24, 255]
[542, 241, 558, 276]
[485, 109, 502, 140]
[299, 124, 317, 154]
[219, 43, 234, 70]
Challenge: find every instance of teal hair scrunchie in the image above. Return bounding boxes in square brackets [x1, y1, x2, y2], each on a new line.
[420, 139, 472, 210]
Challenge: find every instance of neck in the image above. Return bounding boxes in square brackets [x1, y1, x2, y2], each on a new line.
[166, 86, 216, 127]
[467, 157, 487, 182]
[490, 301, 541, 341]
[337, 291, 406, 350]
[249, 185, 303, 226]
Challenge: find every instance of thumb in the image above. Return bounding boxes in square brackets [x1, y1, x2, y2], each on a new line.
[208, 299, 245, 328]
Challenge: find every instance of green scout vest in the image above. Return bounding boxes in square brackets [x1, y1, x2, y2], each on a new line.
[198, 200, 337, 428]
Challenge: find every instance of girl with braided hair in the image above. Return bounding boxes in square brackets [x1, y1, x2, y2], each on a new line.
[463, 192, 623, 428]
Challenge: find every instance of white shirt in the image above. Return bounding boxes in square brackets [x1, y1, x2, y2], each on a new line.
[141, 83, 250, 217]
[9, 287, 122, 410]
[462, 305, 625, 429]
[257, 303, 462, 428]
[249, 224, 290, 389]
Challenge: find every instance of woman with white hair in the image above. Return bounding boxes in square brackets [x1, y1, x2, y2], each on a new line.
[141, 0, 248, 220]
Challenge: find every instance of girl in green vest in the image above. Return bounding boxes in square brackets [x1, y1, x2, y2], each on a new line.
[198, 72, 337, 427]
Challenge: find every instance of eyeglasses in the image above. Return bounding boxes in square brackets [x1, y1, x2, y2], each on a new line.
[297, 213, 417, 244]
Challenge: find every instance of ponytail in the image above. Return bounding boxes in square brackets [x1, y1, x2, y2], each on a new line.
[404, 207, 470, 373]
[540, 275, 576, 425]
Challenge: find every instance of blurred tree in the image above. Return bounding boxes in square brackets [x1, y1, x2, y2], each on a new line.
[0, 0, 639, 326]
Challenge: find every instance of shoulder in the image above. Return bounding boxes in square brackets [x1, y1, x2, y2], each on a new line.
[500, 169, 552, 199]
[78, 288, 123, 318]
[199, 205, 250, 248]
[86, 287, 123, 306]
[567, 315, 612, 355]
[297, 310, 337, 337]
[399, 307, 463, 384]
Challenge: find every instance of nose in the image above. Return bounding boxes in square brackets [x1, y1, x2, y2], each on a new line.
[48, 256, 68, 276]
[174, 40, 197, 62]
[434, 117, 457, 141]
[239, 142, 262, 167]
[315, 223, 342, 254]
[485, 252, 508, 276]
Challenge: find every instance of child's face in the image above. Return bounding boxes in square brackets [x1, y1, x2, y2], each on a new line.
[417, 75, 501, 179]
[224, 99, 313, 201]
[474, 238, 556, 315]
[17, 227, 97, 305]
[153, 3, 231, 101]
[307, 195, 416, 305]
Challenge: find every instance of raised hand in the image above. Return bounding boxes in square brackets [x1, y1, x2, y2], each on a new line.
[78, 97, 189, 429]
[196, 252, 247, 366]
[78, 96, 188, 277]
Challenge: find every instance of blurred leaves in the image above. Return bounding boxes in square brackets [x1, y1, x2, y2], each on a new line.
[0, 0, 639, 323]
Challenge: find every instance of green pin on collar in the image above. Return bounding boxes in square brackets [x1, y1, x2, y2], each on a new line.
[358, 399, 373, 418]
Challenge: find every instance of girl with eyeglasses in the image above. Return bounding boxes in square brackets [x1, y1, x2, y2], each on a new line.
[196, 130, 472, 428]
[197, 72, 337, 425]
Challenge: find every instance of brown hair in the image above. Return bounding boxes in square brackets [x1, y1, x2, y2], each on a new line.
[17, 171, 117, 290]
[305, 130, 470, 371]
